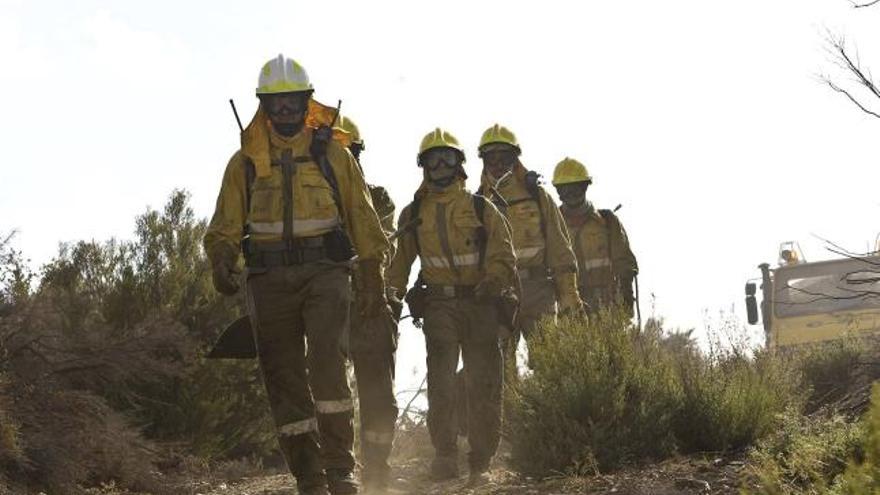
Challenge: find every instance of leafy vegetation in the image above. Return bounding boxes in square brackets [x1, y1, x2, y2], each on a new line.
[505, 309, 802, 475]
[0, 191, 274, 493]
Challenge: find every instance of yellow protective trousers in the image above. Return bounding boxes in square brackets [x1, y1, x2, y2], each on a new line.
[349, 305, 398, 479]
[502, 277, 557, 376]
[423, 294, 502, 472]
[245, 261, 355, 478]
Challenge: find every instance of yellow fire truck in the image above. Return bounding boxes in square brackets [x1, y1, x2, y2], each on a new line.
[746, 242, 880, 348]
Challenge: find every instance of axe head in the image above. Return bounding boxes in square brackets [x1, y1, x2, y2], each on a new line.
[207, 315, 257, 359]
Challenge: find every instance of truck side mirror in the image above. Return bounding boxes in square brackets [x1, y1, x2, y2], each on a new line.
[745, 282, 759, 324]
[746, 295, 759, 325]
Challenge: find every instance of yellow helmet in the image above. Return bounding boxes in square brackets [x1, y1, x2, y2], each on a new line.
[478, 123, 521, 154]
[256, 54, 314, 95]
[552, 157, 592, 186]
[338, 115, 363, 146]
[418, 128, 465, 161]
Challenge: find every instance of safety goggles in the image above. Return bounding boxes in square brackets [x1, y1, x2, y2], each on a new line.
[480, 149, 518, 168]
[259, 92, 310, 116]
[420, 148, 462, 170]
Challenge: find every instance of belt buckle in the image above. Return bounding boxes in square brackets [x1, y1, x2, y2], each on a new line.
[442, 285, 455, 297]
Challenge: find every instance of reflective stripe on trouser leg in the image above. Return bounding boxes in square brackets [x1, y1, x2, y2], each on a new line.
[363, 430, 395, 445]
[352, 344, 398, 473]
[315, 399, 354, 414]
[303, 265, 356, 471]
[278, 417, 319, 436]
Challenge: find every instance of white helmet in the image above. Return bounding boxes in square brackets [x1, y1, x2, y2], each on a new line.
[255, 54, 314, 95]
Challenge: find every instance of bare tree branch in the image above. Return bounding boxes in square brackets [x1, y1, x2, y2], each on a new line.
[849, 0, 880, 8]
[822, 30, 880, 118]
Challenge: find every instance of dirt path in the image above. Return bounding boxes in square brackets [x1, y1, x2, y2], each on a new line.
[187, 454, 748, 495]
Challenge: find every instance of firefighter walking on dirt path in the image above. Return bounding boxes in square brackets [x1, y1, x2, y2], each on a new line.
[552, 157, 639, 317]
[337, 115, 401, 492]
[203, 54, 391, 495]
[476, 124, 583, 376]
[386, 128, 517, 486]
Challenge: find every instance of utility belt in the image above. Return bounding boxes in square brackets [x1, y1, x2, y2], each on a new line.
[424, 284, 477, 298]
[244, 229, 354, 268]
[517, 265, 551, 281]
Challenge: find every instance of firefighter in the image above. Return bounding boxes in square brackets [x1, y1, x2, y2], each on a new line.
[386, 129, 516, 485]
[204, 55, 390, 495]
[551, 157, 638, 317]
[477, 124, 582, 374]
[337, 115, 399, 491]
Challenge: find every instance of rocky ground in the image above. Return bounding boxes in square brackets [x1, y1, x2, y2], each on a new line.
[72, 418, 759, 495]
[135, 450, 751, 495]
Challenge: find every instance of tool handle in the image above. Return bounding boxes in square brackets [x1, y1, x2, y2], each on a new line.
[229, 99, 244, 132]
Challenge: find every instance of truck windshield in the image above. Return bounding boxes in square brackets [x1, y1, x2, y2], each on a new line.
[774, 256, 880, 318]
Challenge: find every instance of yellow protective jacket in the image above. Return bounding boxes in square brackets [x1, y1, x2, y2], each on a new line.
[352, 183, 396, 292]
[386, 179, 516, 293]
[562, 205, 638, 299]
[479, 166, 580, 310]
[203, 106, 389, 265]
[369, 184, 396, 243]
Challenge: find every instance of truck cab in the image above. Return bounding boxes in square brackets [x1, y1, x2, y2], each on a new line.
[746, 244, 880, 348]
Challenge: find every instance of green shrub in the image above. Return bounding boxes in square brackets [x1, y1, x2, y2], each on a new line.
[0, 191, 277, 491]
[796, 338, 865, 413]
[745, 409, 863, 495]
[506, 309, 801, 477]
[506, 309, 682, 474]
[674, 347, 800, 453]
[833, 383, 880, 494]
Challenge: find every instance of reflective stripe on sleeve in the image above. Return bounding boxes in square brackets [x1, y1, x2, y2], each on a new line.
[315, 398, 354, 414]
[583, 258, 612, 270]
[363, 430, 394, 445]
[278, 417, 318, 436]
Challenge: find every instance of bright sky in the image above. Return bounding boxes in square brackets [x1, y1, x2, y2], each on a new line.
[2, 0, 879, 382]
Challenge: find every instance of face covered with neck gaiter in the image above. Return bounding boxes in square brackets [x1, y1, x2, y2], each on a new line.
[421, 147, 464, 189]
[555, 182, 590, 209]
[259, 91, 311, 137]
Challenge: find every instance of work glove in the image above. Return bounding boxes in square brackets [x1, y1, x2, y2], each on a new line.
[387, 287, 404, 321]
[357, 258, 390, 318]
[555, 271, 585, 317]
[474, 276, 503, 301]
[210, 244, 241, 296]
[618, 270, 637, 308]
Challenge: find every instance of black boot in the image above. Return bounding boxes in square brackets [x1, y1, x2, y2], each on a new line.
[361, 466, 390, 492]
[297, 473, 329, 495]
[326, 468, 359, 494]
[429, 455, 459, 481]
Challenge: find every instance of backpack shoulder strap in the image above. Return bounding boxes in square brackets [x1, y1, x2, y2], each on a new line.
[525, 171, 548, 239]
[243, 159, 256, 234]
[599, 209, 617, 263]
[472, 194, 488, 270]
[409, 196, 423, 254]
[309, 126, 343, 208]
